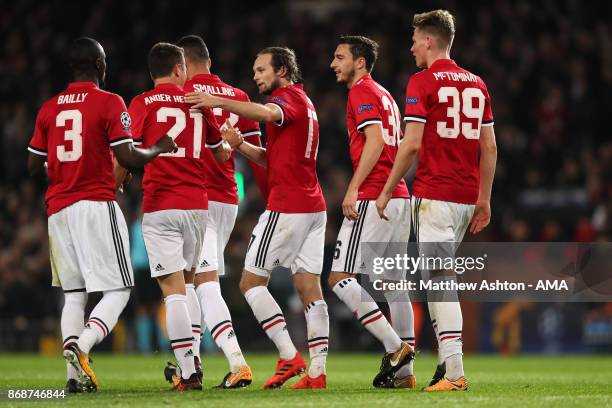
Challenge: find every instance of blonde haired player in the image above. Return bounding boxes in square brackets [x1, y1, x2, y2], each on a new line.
[377, 10, 497, 391]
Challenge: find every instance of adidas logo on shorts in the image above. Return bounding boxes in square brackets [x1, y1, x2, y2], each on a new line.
[200, 260, 210, 268]
[273, 259, 280, 267]
[155, 264, 165, 272]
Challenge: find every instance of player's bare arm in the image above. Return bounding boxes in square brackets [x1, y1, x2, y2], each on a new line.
[235, 139, 267, 168]
[469, 125, 497, 234]
[27, 153, 46, 178]
[112, 134, 177, 169]
[112, 157, 131, 192]
[185, 92, 282, 123]
[343, 124, 385, 221]
[376, 122, 424, 220]
[220, 122, 266, 167]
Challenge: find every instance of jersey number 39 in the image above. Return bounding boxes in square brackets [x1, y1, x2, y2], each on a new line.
[437, 86, 485, 140]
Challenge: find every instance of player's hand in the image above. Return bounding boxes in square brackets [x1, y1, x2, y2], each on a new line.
[155, 134, 178, 154]
[342, 187, 359, 221]
[117, 172, 132, 193]
[185, 92, 220, 109]
[469, 199, 491, 234]
[223, 122, 244, 148]
[375, 191, 392, 221]
[112, 157, 129, 193]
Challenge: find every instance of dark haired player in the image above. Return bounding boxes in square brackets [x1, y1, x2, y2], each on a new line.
[27, 37, 177, 393]
[175, 34, 268, 389]
[127, 42, 234, 391]
[186, 47, 329, 389]
[329, 35, 415, 389]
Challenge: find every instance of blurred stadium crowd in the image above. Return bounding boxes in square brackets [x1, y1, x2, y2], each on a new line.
[1, 0, 611, 353]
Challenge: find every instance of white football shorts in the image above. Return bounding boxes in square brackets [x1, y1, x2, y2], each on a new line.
[196, 201, 238, 276]
[331, 198, 411, 274]
[142, 209, 207, 278]
[48, 200, 134, 293]
[411, 196, 475, 259]
[244, 210, 326, 278]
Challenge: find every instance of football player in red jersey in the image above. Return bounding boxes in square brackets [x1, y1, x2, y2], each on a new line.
[27, 37, 177, 393]
[174, 35, 268, 389]
[128, 42, 234, 391]
[329, 35, 415, 389]
[186, 47, 328, 389]
[376, 10, 497, 391]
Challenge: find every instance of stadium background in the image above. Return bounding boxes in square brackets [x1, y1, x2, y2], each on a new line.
[1, 0, 611, 359]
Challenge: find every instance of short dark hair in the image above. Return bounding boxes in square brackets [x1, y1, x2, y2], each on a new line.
[69, 37, 103, 76]
[148, 42, 184, 80]
[176, 35, 210, 64]
[257, 47, 302, 83]
[412, 10, 456, 49]
[338, 35, 379, 72]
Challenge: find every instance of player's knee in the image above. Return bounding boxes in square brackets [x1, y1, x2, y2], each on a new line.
[194, 271, 218, 287]
[239, 275, 255, 295]
[327, 272, 342, 290]
[63, 291, 88, 308]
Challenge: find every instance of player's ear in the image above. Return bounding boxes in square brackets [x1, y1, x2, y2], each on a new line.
[357, 56, 366, 70]
[95, 57, 104, 73]
[277, 65, 288, 79]
[425, 36, 433, 50]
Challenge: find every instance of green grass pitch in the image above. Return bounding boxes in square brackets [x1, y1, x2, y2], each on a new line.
[1, 353, 611, 407]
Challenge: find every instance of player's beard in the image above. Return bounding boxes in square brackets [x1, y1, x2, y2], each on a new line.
[261, 78, 282, 95]
[345, 68, 355, 84]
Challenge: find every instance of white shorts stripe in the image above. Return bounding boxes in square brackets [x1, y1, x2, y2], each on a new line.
[107, 202, 131, 286]
[256, 211, 280, 268]
[344, 201, 368, 272]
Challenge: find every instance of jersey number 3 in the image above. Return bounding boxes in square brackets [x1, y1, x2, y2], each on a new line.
[56, 109, 83, 162]
[437, 87, 485, 139]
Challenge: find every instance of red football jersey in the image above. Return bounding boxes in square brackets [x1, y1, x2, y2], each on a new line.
[265, 84, 326, 213]
[346, 74, 410, 200]
[128, 83, 222, 213]
[404, 59, 494, 204]
[184, 73, 266, 204]
[28, 82, 133, 216]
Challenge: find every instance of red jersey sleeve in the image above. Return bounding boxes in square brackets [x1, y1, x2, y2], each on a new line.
[127, 96, 146, 145]
[481, 82, 494, 127]
[268, 88, 297, 127]
[203, 108, 223, 148]
[106, 93, 134, 147]
[28, 105, 49, 156]
[349, 85, 384, 132]
[403, 74, 428, 124]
